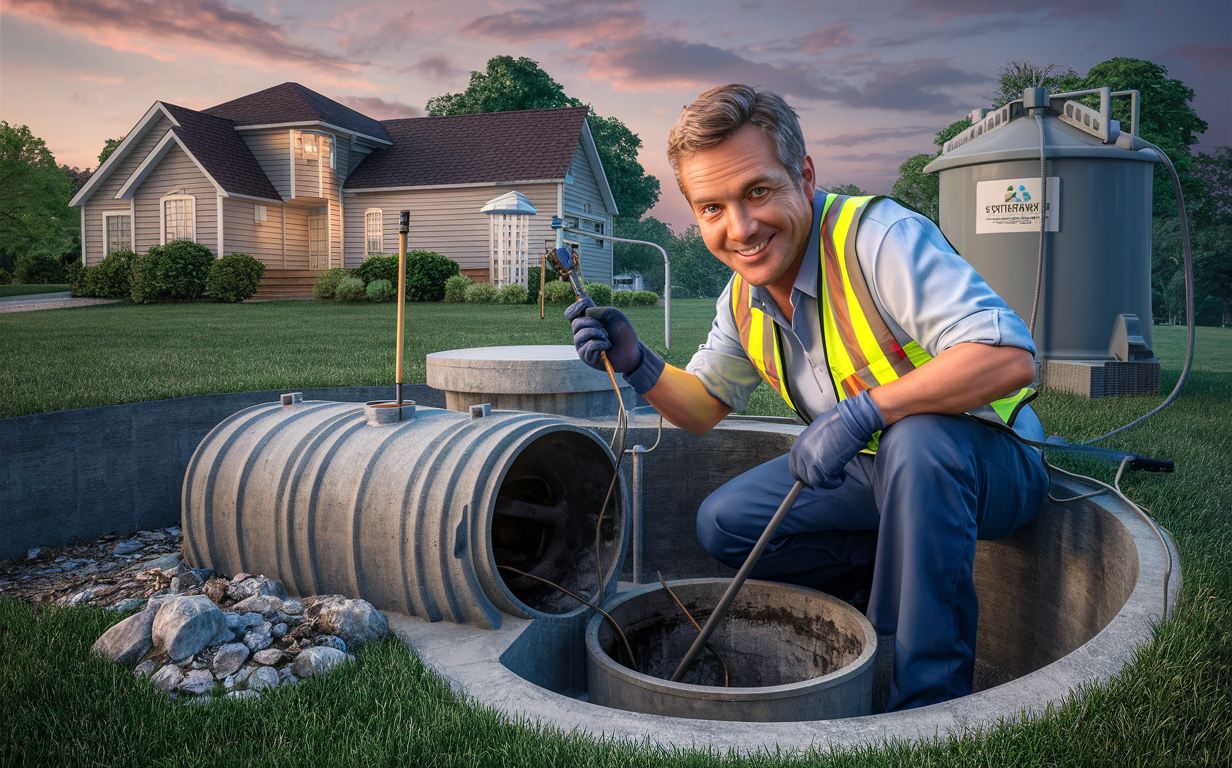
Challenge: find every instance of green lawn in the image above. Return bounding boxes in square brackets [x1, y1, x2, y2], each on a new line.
[1, 299, 1229, 766]
[0, 283, 69, 298]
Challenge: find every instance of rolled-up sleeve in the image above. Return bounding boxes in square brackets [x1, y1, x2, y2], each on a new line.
[859, 202, 1037, 358]
[684, 284, 765, 411]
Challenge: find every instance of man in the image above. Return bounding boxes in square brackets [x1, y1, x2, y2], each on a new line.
[567, 84, 1048, 711]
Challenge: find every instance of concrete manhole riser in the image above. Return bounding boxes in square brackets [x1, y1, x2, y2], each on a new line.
[181, 398, 1180, 753]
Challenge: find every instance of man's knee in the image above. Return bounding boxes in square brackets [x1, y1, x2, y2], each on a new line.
[876, 414, 976, 480]
[696, 491, 752, 566]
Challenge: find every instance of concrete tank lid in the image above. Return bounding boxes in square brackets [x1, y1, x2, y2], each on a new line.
[924, 113, 1159, 174]
[426, 345, 632, 394]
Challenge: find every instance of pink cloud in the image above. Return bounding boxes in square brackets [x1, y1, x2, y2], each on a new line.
[797, 22, 854, 54]
[332, 95, 421, 119]
[1159, 44, 1232, 73]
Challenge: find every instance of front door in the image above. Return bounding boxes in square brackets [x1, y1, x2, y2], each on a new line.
[309, 216, 328, 270]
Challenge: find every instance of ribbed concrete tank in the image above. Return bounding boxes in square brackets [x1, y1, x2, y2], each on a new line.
[182, 398, 627, 629]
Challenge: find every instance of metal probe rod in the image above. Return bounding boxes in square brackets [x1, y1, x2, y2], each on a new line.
[396, 211, 409, 414]
[670, 479, 806, 683]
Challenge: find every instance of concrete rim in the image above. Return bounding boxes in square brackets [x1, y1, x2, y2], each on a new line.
[584, 578, 877, 702]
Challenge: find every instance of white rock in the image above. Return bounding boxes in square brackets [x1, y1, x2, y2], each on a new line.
[232, 594, 283, 618]
[226, 575, 287, 602]
[281, 599, 304, 616]
[212, 643, 250, 679]
[150, 663, 184, 692]
[252, 648, 284, 666]
[248, 666, 280, 691]
[291, 646, 351, 678]
[232, 666, 255, 686]
[134, 658, 161, 678]
[109, 598, 148, 613]
[179, 669, 215, 694]
[243, 622, 273, 652]
[304, 596, 388, 650]
[152, 595, 232, 661]
[91, 608, 157, 668]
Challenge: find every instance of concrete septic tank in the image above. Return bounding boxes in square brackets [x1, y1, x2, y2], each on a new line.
[426, 345, 641, 418]
[586, 578, 876, 721]
[182, 399, 628, 629]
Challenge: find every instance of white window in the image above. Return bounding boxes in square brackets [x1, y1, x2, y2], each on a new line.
[295, 131, 335, 168]
[321, 135, 335, 170]
[254, 204, 267, 222]
[104, 213, 132, 255]
[162, 195, 195, 243]
[365, 209, 383, 254]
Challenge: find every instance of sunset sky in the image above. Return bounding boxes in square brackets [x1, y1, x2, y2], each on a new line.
[1, 0, 1228, 230]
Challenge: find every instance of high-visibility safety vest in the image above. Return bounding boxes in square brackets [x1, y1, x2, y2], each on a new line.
[730, 193, 1036, 452]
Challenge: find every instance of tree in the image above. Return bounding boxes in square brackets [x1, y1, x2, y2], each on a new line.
[1082, 58, 1207, 214]
[817, 183, 867, 196]
[426, 56, 660, 222]
[1193, 147, 1232, 225]
[671, 225, 734, 299]
[613, 215, 676, 292]
[98, 137, 123, 166]
[889, 118, 971, 223]
[991, 61, 1082, 108]
[0, 122, 77, 272]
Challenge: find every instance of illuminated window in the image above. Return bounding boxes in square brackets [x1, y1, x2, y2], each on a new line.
[163, 196, 195, 243]
[104, 213, 131, 254]
[365, 209, 383, 254]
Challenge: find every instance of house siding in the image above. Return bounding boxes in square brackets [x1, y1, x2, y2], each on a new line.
[238, 129, 291, 201]
[283, 205, 310, 270]
[132, 144, 219, 254]
[327, 133, 346, 266]
[81, 115, 174, 264]
[292, 130, 342, 201]
[562, 142, 615, 285]
[223, 198, 285, 264]
[342, 183, 564, 278]
[83, 202, 134, 265]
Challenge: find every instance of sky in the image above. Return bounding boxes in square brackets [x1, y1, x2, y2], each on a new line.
[1, 0, 1228, 231]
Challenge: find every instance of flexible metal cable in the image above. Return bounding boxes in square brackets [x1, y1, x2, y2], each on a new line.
[594, 351, 627, 600]
[1029, 114, 1047, 339]
[1084, 142, 1195, 445]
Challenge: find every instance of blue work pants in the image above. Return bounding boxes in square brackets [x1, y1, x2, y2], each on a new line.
[696, 414, 1048, 711]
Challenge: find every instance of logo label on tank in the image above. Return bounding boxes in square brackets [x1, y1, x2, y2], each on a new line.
[976, 177, 1059, 233]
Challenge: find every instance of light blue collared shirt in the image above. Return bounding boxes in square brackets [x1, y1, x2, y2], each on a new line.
[685, 191, 1044, 442]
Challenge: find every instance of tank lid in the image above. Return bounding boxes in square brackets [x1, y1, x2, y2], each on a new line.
[924, 114, 1157, 174]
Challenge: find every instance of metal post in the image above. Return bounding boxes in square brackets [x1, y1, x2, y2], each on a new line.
[561, 228, 672, 350]
[396, 211, 409, 416]
[626, 444, 648, 585]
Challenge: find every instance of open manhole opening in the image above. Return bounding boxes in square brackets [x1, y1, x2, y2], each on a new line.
[492, 431, 623, 615]
[594, 580, 868, 688]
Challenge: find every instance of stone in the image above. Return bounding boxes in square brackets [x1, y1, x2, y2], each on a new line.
[278, 667, 294, 679]
[226, 575, 286, 602]
[292, 646, 350, 678]
[109, 598, 147, 613]
[134, 658, 160, 678]
[281, 599, 304, 616]
[227, 689, 259, 701]
[141, 554, 181, 572]
[179, 669, 215, 694]
[232, 594, 283, 618]
[212, 643, 249, 679]
[252, 648, 284, 666]
[91, 608, 157, 668]
[150, 663, 183, 692]
[271, 622, 288, 639]
[112, 540, 143, 556]
[248, 666, 280, 691]
[305, 596, 388, 650]
[243, 622, 273, 652]
[146, 595, 174, 613]
[152, 595, 232, 661]
[176, 655, 196, 668]
[315, 635, 347, 653]
[191, 657, 209, 669]
[27, 547, 47, 561]
[203, 578, 228, 604]
[231, 612, 264, 640]
[164, 526, 181, 537]
[232, 666, 255, 685]
[281, 675, 298, 687]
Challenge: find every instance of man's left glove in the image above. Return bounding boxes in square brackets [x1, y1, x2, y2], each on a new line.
[788, 390, 886, 489]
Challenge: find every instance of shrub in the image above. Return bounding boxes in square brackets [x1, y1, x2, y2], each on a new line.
[543, 280, 576, 304]
[206, 252, 265, 303]
[66, 261, 89, 296]
[443, 274, 472, 303]
[14, 252, 65, 284]
[0, 267, 12, 285]
[334, 276, 366, 302]
[130, 241, 215, 303]
[497, 283, 529, 305]
[612, 289, 634, 307]
[356, 254, 399, 286]
[633, 290, 660, 306]
[365, 279, 396, 302]
[405, 250, 460, 301]
[583, 282, 611, 306]
[526, 266, 558, 304]
[313, 268, 351, 300]
[465, 281, 499, 304]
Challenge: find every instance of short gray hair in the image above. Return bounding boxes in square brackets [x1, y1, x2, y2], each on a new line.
[667, 84, 807, 195]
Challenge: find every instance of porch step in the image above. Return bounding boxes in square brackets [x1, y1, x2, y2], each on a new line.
[250, 269, 323, 301]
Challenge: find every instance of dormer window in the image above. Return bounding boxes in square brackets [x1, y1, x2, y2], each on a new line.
[295, 131, 335, 169]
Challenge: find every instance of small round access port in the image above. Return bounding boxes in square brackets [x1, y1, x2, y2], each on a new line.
[586, 579, 876, 722]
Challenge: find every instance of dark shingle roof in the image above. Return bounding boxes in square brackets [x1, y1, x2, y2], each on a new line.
[344, 107, 589, 189]
[161, 103, 282, 201]
[203, 82, 391, 143]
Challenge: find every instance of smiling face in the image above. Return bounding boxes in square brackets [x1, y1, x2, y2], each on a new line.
[677, 123, 816, 290]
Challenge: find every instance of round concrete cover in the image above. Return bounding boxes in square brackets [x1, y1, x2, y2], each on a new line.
[427, 345, 632, 395]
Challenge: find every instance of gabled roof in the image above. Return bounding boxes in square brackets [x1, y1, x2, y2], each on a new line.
[204, 82, 391, 144]
[161, 103, 282, 201]
[344, 107, 591, 190]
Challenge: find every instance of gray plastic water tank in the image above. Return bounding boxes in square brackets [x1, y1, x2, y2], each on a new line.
[924, 100, 1158, 363]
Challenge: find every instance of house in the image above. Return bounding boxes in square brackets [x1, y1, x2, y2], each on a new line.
[70, 83, 618, 295]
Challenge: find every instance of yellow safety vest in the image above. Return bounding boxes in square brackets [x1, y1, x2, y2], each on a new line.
[730, 193, 1036, 452]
